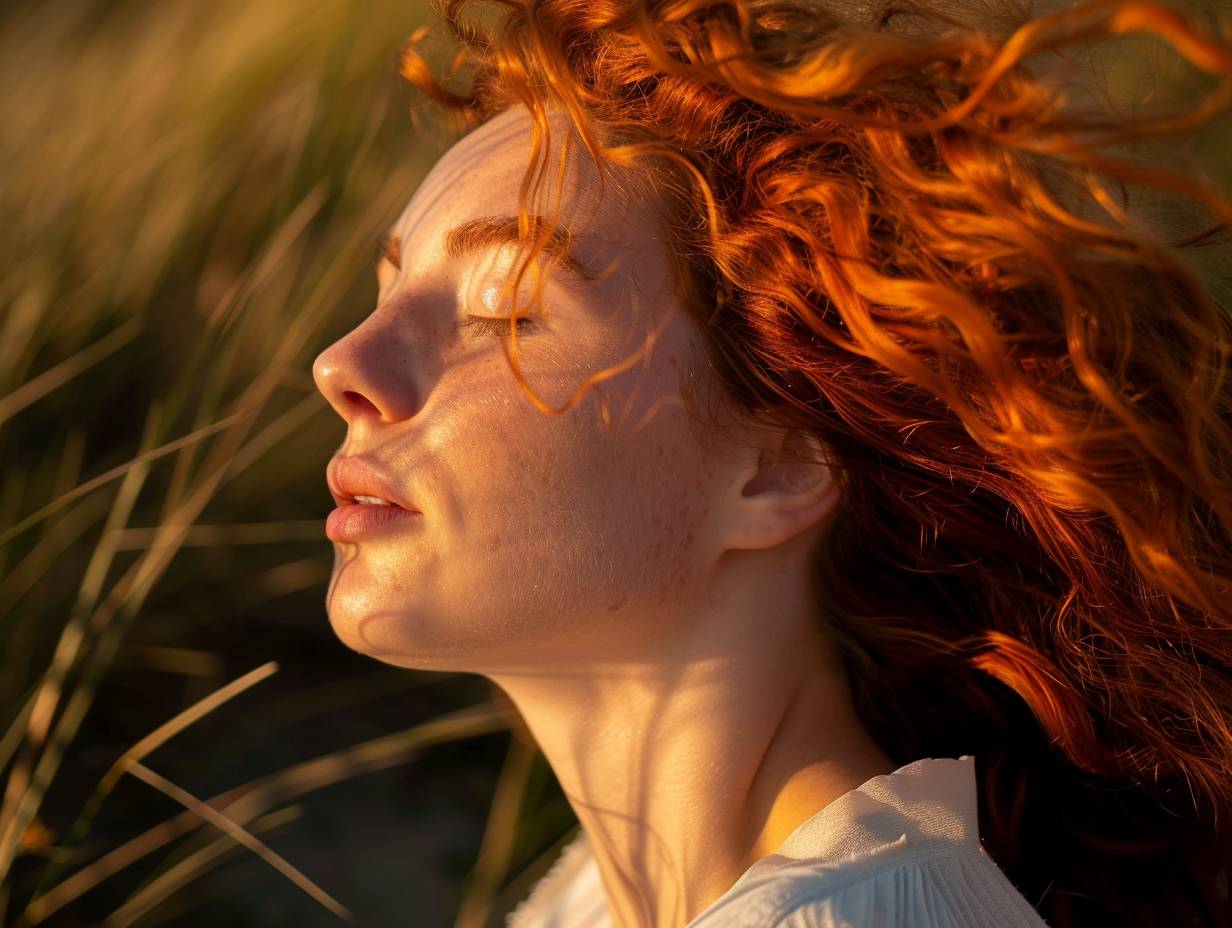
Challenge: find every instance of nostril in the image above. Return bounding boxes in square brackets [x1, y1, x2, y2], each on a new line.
[342, 390, 382, 418]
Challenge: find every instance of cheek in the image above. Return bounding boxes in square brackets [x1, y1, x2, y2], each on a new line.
[449, 374, 715, 644]
[630, 428, 714, 611]
[548, 381, 716, 610]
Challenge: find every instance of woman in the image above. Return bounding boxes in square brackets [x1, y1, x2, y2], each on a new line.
[312, 0, 1232, 923]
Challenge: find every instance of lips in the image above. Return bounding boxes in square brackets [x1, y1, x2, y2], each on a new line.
[326, 456, 418, 513]
[325, 456, 421, 543]
[325, 502, 419, 542]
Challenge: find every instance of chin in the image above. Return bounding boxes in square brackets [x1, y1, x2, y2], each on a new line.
[322, 596, 477, 673]
[326, 604, 406, 660]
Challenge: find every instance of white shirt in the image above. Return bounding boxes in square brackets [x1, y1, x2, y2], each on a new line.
[505, 755, 1052, 927]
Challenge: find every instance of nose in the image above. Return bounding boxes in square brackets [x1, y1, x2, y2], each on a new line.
[313, 311, 421, 426]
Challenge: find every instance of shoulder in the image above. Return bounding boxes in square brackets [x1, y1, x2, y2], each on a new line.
[689, 840, 1053, 928]
[683, 754, 1052, 928]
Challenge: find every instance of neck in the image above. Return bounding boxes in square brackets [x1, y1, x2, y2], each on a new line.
[487, 552, 897, 928]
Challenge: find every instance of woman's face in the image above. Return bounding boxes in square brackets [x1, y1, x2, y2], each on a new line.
[313, 104, 733, 671]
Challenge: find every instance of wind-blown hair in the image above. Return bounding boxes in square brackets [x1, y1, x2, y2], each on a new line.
[399, 0, 1232, 923]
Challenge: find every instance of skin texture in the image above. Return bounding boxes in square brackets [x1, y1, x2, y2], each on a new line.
[313, 103, 897, 927]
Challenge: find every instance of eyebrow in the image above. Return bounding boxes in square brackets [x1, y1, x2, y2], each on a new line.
[376, 214, 596, 283]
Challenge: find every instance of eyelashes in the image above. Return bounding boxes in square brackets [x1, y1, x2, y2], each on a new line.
[460, 314, 536, 338]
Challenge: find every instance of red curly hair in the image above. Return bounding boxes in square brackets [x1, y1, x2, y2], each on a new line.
[399, 0, 1232, 923]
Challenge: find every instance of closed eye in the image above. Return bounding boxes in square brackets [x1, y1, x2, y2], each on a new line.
[459, 314, 537, 337]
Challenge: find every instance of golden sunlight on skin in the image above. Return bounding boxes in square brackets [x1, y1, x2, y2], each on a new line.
[312, 104, 897, 927]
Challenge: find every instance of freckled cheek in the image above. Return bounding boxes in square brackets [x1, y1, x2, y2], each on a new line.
[464, 405, 600, 534]
[619, 427, 714, 606]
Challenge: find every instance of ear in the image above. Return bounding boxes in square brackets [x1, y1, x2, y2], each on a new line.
[718, 427, 840, 552]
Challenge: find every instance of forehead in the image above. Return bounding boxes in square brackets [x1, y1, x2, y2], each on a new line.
[388, 105, 663, 285]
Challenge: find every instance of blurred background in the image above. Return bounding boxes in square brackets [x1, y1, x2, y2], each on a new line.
[0, 0, 576, 925]
[0, 0, 1229, 926]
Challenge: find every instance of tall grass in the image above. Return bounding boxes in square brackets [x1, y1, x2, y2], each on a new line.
[0, 0, 569, 924]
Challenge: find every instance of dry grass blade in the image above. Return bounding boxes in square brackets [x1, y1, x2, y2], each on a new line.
[0, 317, 141, 428]
[236, 556, 332, 609]
[0, 406, 160, 880]
[111, 645, 225, 677]
[19, 701, 511, 925]
[218, 393, 324, 483]
[105, 662, 279, 795]
[104, 805, 304, 928]
[119, 761, 352, 924]
[3, 374, 281, 885]
[9, 295, 335, 890]
[0, 411, 248, 549]
[109, 521, 324, 551]
[0, 493, 111, 621]
[453, 734, 538, 928]
[3, 419, 258, 884]
[206, 184, 328, 334]
[61, 661, 280, 863]
[20, 650, 245, 902]
[0, 691, 38, 784]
